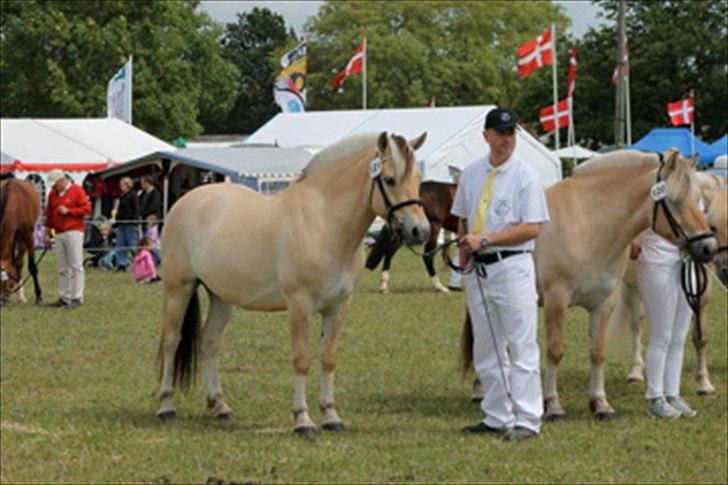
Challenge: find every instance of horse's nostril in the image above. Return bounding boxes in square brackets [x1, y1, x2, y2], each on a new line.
[411, 227, 420, 239]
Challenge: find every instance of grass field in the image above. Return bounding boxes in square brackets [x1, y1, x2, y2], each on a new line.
[1, 251, 726, 484]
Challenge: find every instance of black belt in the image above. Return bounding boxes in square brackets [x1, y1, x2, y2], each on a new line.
[473, 250, 530, 265]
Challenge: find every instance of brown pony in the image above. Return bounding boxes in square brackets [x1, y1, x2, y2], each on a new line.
[462, 149, 717, 420]
[366, 181, 458, 293]
[156, 132, 430, 434]
[0, 177, 43, 306]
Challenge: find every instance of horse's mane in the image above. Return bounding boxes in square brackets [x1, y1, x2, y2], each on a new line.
[572, 150, 659, 176]
[298, 132, 381, 180]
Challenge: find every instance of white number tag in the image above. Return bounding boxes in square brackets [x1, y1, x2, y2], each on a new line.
[0, 270, 8, 282]
[369, 158, 383, 178]
[650, 181, 667, 201]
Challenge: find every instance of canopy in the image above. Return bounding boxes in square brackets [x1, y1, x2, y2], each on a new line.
[629, 128, 713, 166]
[706, 135, 727, 164]
[552, 144, 600, 160]
[244, 106, 562, 188]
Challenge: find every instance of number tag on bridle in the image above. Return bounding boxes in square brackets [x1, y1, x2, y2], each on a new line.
[369, 158, 383, 179]
[0, 270, 8, 282]
[650, 181, 667, 201]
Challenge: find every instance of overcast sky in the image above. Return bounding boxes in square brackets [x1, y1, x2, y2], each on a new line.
[198, 1, 609, 39]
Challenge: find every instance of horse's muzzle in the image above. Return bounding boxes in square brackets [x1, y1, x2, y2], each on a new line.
[398, 218, 430, 246]
[687, 234, 717, 263]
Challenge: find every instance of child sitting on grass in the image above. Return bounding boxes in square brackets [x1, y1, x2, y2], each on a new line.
[132, 237, 160, 283]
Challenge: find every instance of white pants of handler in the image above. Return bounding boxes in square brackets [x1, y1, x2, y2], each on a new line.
[56, 230, 85, 303]
[463, 253, 542, 432]
[636, 260, 692, 399]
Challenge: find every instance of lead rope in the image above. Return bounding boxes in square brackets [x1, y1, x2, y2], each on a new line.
[680, 256, 709, 342]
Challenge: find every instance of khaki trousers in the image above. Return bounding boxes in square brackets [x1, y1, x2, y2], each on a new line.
[56, 230, 85, 302]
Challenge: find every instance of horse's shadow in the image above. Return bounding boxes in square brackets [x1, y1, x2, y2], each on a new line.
[360, 391, 475, 419]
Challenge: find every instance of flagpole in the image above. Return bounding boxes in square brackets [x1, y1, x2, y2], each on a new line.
[551, 24, 559, 150]
[127, 55, 133, 125]
[625, 67, 631, 145]
[689, 89, 695, 157]
[362, 37, 367, 110]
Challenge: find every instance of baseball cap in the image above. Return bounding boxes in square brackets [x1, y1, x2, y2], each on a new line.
[484, 108, 517, 132]
[47, 169, 65, 186]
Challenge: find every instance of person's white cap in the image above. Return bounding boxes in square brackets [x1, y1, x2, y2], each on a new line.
[47, 169, 65, 186]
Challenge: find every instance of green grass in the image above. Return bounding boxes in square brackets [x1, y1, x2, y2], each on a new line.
[1, 251, 726, 484]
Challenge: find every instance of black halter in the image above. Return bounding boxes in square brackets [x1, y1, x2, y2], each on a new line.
[369, 156, 424, 225]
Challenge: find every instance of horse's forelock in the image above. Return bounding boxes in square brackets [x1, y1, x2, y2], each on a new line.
[664, 153, 700, 206]
[390, 134, 414, 180]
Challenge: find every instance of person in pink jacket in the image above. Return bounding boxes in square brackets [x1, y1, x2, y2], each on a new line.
[132, 237, 159, 283]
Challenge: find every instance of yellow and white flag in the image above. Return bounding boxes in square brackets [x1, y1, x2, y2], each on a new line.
[107, 56, 133, 123]
[273, 42, 306, 113]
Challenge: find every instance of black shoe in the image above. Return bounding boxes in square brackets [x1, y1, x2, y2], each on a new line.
[461, 421, 505, 435]
[503, 426, 538, 442]
[45, 298, 68, 308]
[66, 299, 83, 309]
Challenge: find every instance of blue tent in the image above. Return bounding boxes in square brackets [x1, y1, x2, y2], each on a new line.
[630, 128, 713, 166]
[704, 134, 727, 163]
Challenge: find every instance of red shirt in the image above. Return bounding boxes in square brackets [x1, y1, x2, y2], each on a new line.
[45, 183, 91, 233]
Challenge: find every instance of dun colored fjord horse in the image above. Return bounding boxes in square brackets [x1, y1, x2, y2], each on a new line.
[0, 177, 43, 306]
[156, 132, 430, 434]
[619, 172, 727, 395]
[366, 181, 458, 293]
[462, 149, 717, 420]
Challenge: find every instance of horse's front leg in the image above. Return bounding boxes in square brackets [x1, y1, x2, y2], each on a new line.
[288, 298, 316, 435]
[588, 294, 618, 420]
[423, 240, 448, 293]
[622, 283, 645, 383]
[318, 296, 352, 432]
[27, 248, 43, 304]
[693, 298, 715, 395]
[543, 287, 568, 421]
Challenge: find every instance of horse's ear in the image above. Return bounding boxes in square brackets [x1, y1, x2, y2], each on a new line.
[377, 132, 389, 154]
[663, 148, 679, 170]
[409, 132, 427, 151]
[689, 154, 699, 169]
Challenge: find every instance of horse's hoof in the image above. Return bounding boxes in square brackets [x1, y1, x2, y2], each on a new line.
[626, 377, 644, 384]
[379, 288, 389, 294]
[157, 410, 177, 421]
[470, 398, 483, 404]
[595, 411, 617, 421]
[216, 412, 235, 422]
[321, 422, 345, 432]
[544, 413, 566, 422]
[696, 388, 716, 396]
[293, 426, 316, 436]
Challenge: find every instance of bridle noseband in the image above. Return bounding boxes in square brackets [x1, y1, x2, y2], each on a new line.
[369, 156, 424, 226]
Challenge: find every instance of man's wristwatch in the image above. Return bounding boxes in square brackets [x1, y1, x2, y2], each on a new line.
[480, 236, 492, 250]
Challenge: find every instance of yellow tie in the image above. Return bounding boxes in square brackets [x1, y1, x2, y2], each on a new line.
[471, 168, 498, 236]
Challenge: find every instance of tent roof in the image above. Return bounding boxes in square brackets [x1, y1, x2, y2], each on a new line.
[0, 118, 174, 173]
[244, 106, 562, 187]
[92, 146, 313, 181]
[552, 144, 600, 159]
[629, 128, 713, 166]
[706, 134, 727, 163]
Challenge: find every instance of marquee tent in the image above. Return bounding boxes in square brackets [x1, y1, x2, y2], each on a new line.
[629, 128, 713, 166]
[706, 134, 727, 164]
[553, 144, 600, 160]
[244, 106, 562, 188]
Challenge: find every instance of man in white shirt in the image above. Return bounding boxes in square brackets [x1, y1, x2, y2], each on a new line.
[451, 108, 550, 441]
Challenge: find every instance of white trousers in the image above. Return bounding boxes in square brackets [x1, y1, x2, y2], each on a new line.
[56, 230, 85, 302]
[636, 261, 693, 399]
[464, 253, 542, 432]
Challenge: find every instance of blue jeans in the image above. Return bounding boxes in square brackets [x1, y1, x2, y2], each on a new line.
[115, 225, 139, 269]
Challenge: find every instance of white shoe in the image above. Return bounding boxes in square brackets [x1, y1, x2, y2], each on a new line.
[648, 397, 680, 419]
[666, 396, 697, 418]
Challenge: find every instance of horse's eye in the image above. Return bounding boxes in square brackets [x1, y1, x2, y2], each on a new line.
[384, 176, 396, 186]
[709, 225, 717, 233]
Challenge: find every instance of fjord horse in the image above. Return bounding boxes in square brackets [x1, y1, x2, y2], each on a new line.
[366, 181, 458, 293]
[619, 172, 727, 394]
[156, 132, 430, 433]
[0, 178, 43, 306]
[462, 149, 717, 420]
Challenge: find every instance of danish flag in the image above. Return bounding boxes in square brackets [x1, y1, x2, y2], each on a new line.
[539, 99, 570, 132]
[667, 97, 694, 126]
[567, 47, 577, 98]
[331, 39, 366, 89]
[516, 27, 554, 78]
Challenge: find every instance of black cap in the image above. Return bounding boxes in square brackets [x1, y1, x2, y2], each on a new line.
[484, 108, 517, 131]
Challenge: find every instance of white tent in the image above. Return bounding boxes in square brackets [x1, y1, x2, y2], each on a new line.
[1, 118, 174, 189]
[553, 144, 600, 160]
[244, 106, 562, 188]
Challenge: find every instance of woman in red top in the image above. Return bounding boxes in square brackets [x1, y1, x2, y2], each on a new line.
[43, 169, 91, 309]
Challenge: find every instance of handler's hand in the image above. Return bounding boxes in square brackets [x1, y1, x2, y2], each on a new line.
[43, 235, 53, 248]
[58, 205, 68, 215]
[460, 234, 482, 254]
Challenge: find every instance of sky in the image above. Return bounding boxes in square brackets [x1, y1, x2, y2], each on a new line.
[198, 1, 609, 39]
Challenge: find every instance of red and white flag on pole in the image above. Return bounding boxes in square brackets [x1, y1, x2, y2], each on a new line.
[566, 47, 577, 98]
[612, 38, 629, 85]
[539, 98, 570, 132]
[667, 96, 694, 126]
[516, 27, 554, 78]
[331, 39, 366, 89]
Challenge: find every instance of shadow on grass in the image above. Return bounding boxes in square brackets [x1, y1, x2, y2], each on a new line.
[361, 390, 476, 419]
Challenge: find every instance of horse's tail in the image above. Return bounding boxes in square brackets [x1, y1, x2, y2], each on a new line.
[168, 284, 201, 390]
[365, 225, 398, 270]
[459, 308, 474, 377]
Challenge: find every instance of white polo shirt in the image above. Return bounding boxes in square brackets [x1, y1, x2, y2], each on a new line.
[451, 154, 550, 252]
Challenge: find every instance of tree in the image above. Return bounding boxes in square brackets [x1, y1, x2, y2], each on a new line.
[0, 0, 239, 140]
[574, 0, 727, 147]
[303, 1, 569, 114]
[218, 7, 295, 134]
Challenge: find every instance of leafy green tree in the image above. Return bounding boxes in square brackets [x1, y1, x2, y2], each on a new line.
[218, 7, 295, 134]
[0, 0, 239, 140]
[303, 1, 569, 114]
[575, 0, 727, 146]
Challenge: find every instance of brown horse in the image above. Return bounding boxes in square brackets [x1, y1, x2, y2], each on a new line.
[0, 177, 43, 306]
[156, 132, 430, 434]
[461, 149, 717, 420]
[366, 181, 458, 293]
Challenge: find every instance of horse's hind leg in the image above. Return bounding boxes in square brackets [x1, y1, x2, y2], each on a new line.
[693, 298, 715, 395]
[201, 292, 234, 419]
[622, 283, 645, 383]
[318, 297, 352, 432]
[588, 293, 618, 420]
[543, 287, 569, 420]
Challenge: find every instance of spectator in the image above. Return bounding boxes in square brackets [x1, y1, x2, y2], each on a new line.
[132, 237, 159, 283]
[145, 214, 161, 265]
[114, 177, 140, 271]
[139, 175, 162, 232]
